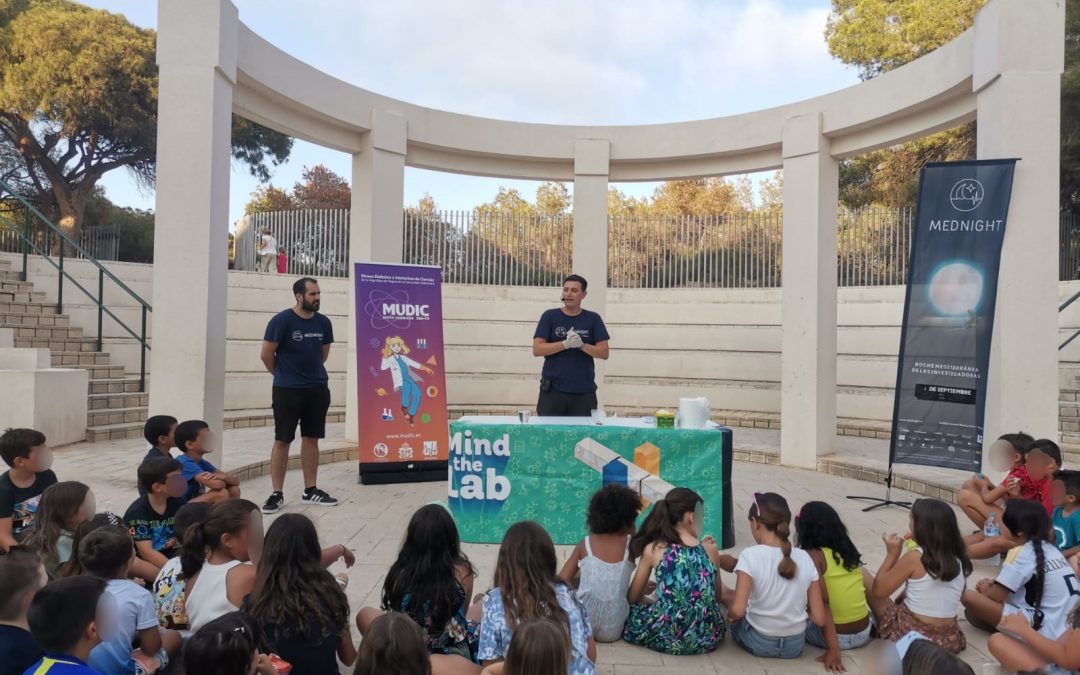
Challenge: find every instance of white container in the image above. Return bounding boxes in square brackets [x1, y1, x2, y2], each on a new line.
[678, 397, 711, 429]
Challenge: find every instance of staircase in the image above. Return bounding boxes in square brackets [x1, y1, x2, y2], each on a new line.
[0, 257, 148, 443]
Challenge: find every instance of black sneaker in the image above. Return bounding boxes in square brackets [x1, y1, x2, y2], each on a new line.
[261, 491, 284, 514]
[301, 487, 339, 507]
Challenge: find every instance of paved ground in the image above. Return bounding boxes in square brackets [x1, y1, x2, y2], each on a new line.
[52, 424, 1004, 675]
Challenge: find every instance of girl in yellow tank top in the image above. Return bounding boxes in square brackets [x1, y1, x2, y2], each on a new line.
[795, 501, 875, 672]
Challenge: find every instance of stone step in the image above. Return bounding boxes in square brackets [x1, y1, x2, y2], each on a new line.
[82, 364, 128, 380]
[0, 279, 34, 292]
[88, 377, 144, 395]
[8, 324, 84, 340]
[0, 300, 56, 315]
[87, 406, 148, 428]
[85, 422, 145, 443]
[0, 289, 45, 303]
[0, 270, 21, 281]
[50, 351, 111, 367]
[17, 336, 98, 351]
[0, 312, 69, 327]
[87, 391, 148, 410]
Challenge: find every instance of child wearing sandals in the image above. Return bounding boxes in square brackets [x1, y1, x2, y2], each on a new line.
[963, 499, 1080, 645]
[723, 492, 826, 660]
[559, 484, 639, 643]
[622, 487, 725, 654]
[796, 500, 877, 672]
[872, 498, 972, 653]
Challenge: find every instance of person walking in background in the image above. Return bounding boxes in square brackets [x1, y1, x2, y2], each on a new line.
[276, 246, 287, 274]
[258, 228, 278, 272]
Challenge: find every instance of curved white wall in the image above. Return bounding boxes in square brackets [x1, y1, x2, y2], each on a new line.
[150, 0, 1065, 467]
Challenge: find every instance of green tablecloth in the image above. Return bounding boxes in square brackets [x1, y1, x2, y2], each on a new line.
[447, 418, 733, 546]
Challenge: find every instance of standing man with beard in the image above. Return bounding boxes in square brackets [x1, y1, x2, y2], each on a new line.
[259, 277, 338, 513]
[532, 274, 611, 416]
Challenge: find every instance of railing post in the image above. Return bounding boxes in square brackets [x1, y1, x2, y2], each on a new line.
[57, 231, 63, 313]
[21, 209, 29, 282]
[97, 268, 104, 352]
[140, 304, 147, 393]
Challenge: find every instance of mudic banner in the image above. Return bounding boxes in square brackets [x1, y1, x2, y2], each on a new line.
[355, 263, 449, 484]
[890, 160, 1017, 473]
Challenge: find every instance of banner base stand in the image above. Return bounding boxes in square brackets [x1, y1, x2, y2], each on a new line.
[847, 470, 913, 513]
[359, 461, 447, 486]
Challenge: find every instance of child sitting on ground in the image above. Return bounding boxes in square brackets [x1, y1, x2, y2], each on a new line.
[992, 603, 1080, 673]
[358, 504, 478, 663]
[246, 513, 357, 675]
[139, 416, 177, 496]
[1052, 470, 1080, 573]
[354, 613, 433, 675]
[81, 527, 182, 674]
[0, 548, 47, 675]
[25, 576, 111, 675]
[623, 487, 725, 654]
[63, 513, 158, 585]
[124, 458, 188, 570]
[174, 420, 241, 505]
[23, 481, 94, 579]
[481, 619, 570, 675]
[479, 521, 596, 675]
[966, 439, 1065, 561]
[872, 498, 972, 653]
[795, 500, 882, 672]
[0, 428, 57, 551]
[559, 484, 639, 643]
[182, 611, 278, 675]
[962, 499, 1079, 643]
[723, 492, 826, 661]
[181, 499, 261, 632]
[957, 432, 1035, 529]
[152, 501, 210, 634]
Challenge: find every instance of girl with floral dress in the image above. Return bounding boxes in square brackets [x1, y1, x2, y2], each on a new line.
[622, 487, 725, 654]
[357, 504, 479, 664]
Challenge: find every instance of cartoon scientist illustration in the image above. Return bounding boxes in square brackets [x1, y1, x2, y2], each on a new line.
[380, 336, 434, 426]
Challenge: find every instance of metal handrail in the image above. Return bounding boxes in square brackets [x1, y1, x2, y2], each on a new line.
[0, 179, 151, 391]
[1061, 288, 1080, 351]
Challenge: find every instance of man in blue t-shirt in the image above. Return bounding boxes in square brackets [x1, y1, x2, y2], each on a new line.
[532, 274, 611, 417]
[259, 277, 337, 514]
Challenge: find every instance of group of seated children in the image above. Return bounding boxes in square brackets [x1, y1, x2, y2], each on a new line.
[5, 419, 1080, 675]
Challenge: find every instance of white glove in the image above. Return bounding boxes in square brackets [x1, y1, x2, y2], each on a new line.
[564, 329, 584, 349]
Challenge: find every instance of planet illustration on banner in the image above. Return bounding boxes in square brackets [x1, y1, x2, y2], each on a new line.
[421, 413, 431, 424]
[928, 262, 984, 316]
[427, 386, 439, 398]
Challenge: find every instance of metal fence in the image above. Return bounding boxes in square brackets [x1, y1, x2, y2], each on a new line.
[235, 209, 350, 277]
[234, 206, 1080, 287]
[0, 215, 119, 261]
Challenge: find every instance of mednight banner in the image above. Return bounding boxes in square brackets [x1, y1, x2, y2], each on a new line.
[355, 263, 449, 482]
[890, 160, 1017, 473]
[448, 421, 731, 545]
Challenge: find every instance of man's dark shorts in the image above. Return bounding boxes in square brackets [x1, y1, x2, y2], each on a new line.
[272, 385, 330, 443]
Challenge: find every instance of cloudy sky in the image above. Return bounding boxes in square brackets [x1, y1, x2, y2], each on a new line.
[79, 0, 859, 225]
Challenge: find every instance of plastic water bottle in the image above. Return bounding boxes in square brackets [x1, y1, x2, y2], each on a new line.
[984, 512, 1001, 567]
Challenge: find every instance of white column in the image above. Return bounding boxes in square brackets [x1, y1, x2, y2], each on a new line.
[573, 139, 611, 399]
[975, 0, 1064, 448]
[780, 113, 839, 468]
[345, 110, 407, 443]
[150, 0, 235, 455]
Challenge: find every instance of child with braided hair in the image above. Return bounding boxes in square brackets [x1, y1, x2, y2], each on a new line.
[722, 491, 826, 660]
[962, 498, 1080, 642]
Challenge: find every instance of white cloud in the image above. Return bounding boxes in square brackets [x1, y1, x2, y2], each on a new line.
[232, 0, 857, 124]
